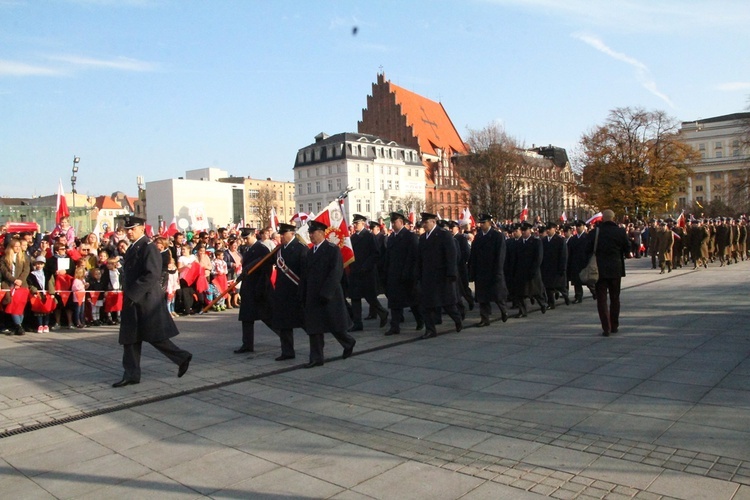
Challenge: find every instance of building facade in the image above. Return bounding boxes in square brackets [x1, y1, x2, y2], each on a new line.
[219, 176, 296, 229]
[677, 113, 750, 212]
[358, 73, 468, 220]
[293, 132, 425, 222]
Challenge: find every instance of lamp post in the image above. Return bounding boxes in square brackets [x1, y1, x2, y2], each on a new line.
[71, 156, 80, 209]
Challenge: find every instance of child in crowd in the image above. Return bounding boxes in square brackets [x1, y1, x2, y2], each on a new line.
[166, 253, 180, 317]
[102, 257, 123, 325]
[27, 255, 55, 333]
[71, 267, 87, 328]
[86, 267, 106, 326]
[212, 248, 228, 310]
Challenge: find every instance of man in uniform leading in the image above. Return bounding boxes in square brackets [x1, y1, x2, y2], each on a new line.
[469, 213, 508, 327]
[112, 216, 192, 387]
[270, 223, 307, 361]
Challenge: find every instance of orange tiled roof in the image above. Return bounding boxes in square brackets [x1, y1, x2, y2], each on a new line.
[388, 81, 467, 157]
[95, 195, 122, 210]
[125, 196, 138, 211]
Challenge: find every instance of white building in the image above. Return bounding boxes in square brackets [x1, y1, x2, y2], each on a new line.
[677, 113, 750, 210]
[294, 132, 425, 222]
[146, 168, 246, 231]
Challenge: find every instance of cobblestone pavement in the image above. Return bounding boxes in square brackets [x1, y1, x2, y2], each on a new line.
[1, 258, 749, 499]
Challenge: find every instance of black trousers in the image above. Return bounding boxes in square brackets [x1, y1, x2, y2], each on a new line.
[595, 277, 622, 334]
[276, 328, 295, 357]
[351, 295, 386, 326]
[388, 306, 423, 332]
[121, 339, 191, 381]
[308, 330, 356, 364]
[422, 304, 460, 334]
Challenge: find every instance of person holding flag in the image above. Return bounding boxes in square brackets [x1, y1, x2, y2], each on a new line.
[270, 223, 307, 361]
[234, 227, 273, 354]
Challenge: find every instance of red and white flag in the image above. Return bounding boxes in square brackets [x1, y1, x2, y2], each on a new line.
[560, 211, 567, 222]
[408, 205, 416, 225]
[460, 207, 476, 228]
[145, 225, 154, 238]
[676, 210, 686, 228]
[55, 179, 70, 224]
[162, 216, 178, 237]
[269, 207, 280, 231]
[519, 204, 528, 222]
[291, 212, 309, 224]
[586, 212, 603, 225]
[313, 199, 355, 267]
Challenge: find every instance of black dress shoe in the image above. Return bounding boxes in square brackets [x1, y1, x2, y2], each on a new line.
[474, 320, 490, 328]
[378, 311, 388, 328]
[384, 329, 400, 336]
[364, 314, 378, 320]
[275, 354, 296, 361]
[501, 311, 509, 323]
[348, 324, 364, 332]
[602, 331, 610, 337]
[611, 328, 618, 333]
[514, 312, 527, 319]
[540, 304, 547, 314]
[415, 321, 424, 330]
[112, 378, 140, 388]
[455, 320, 463, 333]
[234, 346, 254, 354]
[304, 361, 324, 368]
[178, 354, 192, 378]
[342, 341, 355, 359]
[572, 298, 582, 304]
[564, 296, 570, 305]
[420, 331, 437, 339]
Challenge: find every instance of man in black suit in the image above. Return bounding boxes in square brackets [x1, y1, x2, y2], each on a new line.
[585, 209, 631, 336]
[450, 221, 474, 312]
[112, 216, 192, 388]
[417, 213, 462, 338]
[348, 214, 388, 331]
[270, 223, 307, 361]
[301, 220, 356, 368]
[567, 219, 590, 303]
[383, 211, 422, 335]
[365, 220, 387, 319]
[541, 222, 569, 309]
[510, 221, 547, 318]
[469, 213, 508, 327]
[234, 227, 273, 354]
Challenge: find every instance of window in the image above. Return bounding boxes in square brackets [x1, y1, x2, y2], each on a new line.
[316, 201, 321, 212]
[699, 143, 706, 151]
[395, 181, 399, 190]
[315, 167, 320, 176]
[366, 200, 371, 213]
[696, 196, 703, 203]
[308, 203, 313, 213]
[715, 141, 723, 149]
[336, 178, 342, 190]
[248, 189, 259, 199]
[299, 204, 304, 212]
[387, 180, 392, 189]
[315, 181, 320, 193]
[328, 166, 333, 174]
[716, 150, 723, 158]
[365, 178, 370, 190]
[327, 180, 333, 191]
[695, 185, 703, 192]
[307, 183, 311, 194]
[298, 185, 303, 195]
[356, 178, 361, 189]
[713, 172, 723, 179]
[356, 199, 362, 212]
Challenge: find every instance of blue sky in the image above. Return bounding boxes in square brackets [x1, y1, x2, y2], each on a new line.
[2, 0, 749, 199]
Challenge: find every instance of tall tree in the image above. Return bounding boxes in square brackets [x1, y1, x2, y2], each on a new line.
[455, 123, 526, 220]
[577, 107, 699, 216]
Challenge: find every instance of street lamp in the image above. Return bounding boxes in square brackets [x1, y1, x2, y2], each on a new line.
[71, 156, 80, 209]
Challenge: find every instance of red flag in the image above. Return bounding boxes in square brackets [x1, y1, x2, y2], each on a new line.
[89, 291, 101, 303]
[56, 179, 70, 224]
[104, 291, 123, 312]
[164, 216, 179, 237]
[676, 210, 686, 228]
[270, 208, 280, 231]
[408, 205, 416, 225]
[314, 199, 355, 267]
[145, 225, 154, 238]
[520, 204, 528, 222]
[212, 274, 228, 294]
[560, 211, 567, 222]
[460, 208, 475, 228]
[5, 287, 30, 315]
[30, 293, 57, 314]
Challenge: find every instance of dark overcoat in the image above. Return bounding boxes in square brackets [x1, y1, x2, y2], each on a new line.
[417, 227, 457, 308]
[302, 241, 352, 335]
[238, 241, 272, 323]
[469, 228, 508, 304]
[567, 232, 589, 286]
[511, 236, 545, 298]
[505, 237, 519, 298]
[119, 236, 180, 345]
[374, 230, 387, 294]
[586, 221, 629, 279]
[271, 238, 307, 330]
[688, 225, 709, 260]
[541, 234, 568, 289]
[455, 232, 471, 296]
[383, 228, 419, 309]
[715, 225, 730, 253]
[349, 228, 380, 300]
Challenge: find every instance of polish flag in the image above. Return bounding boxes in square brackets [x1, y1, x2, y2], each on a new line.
[55, 179, 70, 224]
[145, 225, 154, 238]
[313, 199, 355, 267]
[586, 212, 603, 225]
[519, 204, 528, 222]
[408, 205, 416, 225]
[291, 212, 309, 223]
[676, 210, 686, 228]
[560, 211, 567, 222]
[270, 208, 280, 231]
[162, 216, 179, 237]
[159, 218, 166, 235]
[460, 207, 476, 228]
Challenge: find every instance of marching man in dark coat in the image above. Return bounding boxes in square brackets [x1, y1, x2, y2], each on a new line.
[235, 228, 273, 354]
[541, 222, 569, 309]
[468, 213, 508, 327]
[383, 211, 422, 335]
[450, 221, 475, 312]
[270, 223, 307, 361]
[301, 220, 356, 368]
[112, 216, 192, 388]
[567, 220, 591, 303]
[348, 214, 388, 331]
[510, 221, 547, 318]
[417, 213, 462, 338]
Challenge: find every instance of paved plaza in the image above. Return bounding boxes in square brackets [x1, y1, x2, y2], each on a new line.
[1, 257, 749, 499]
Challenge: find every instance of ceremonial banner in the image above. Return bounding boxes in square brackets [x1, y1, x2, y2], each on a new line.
[313, 199, 355, 267]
